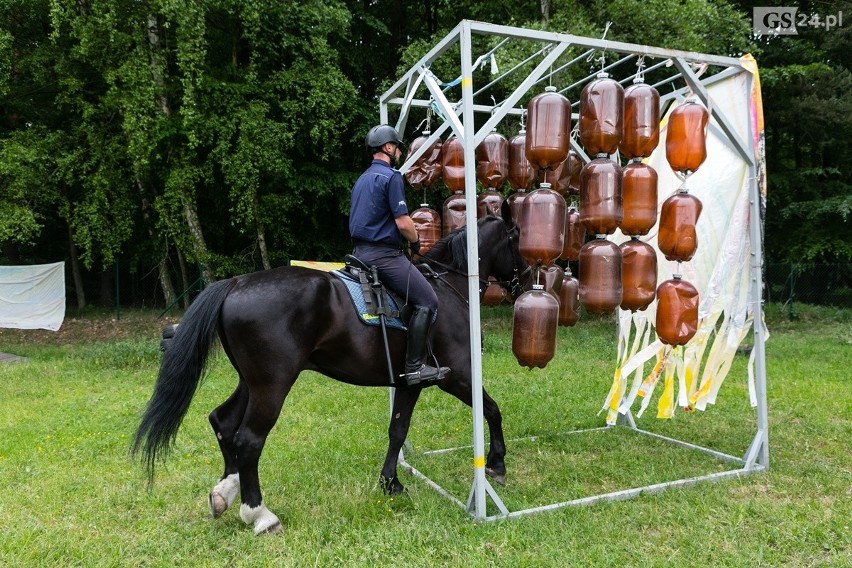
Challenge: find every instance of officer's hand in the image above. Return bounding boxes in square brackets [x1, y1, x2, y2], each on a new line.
[410, 239, 421, 256]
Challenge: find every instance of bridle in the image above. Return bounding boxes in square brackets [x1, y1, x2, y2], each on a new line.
[495, 224, 532, 299]
[415, 219, 531, 303]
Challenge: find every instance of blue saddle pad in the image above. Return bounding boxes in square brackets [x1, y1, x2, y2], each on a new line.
[331, 270, 407, 332]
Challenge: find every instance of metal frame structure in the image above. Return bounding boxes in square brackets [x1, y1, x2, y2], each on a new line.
[379, 20, 768, 521]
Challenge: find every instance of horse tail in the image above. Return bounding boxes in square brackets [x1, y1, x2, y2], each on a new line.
[132, 278, 237, 480]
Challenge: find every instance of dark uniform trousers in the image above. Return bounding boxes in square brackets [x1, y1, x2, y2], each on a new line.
[353, 243, 438, 313]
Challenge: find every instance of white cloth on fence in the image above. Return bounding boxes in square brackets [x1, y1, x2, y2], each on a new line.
[0, 262, 66, 331]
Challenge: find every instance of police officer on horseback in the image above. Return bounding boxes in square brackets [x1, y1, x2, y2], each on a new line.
[349, 124, 449, 387]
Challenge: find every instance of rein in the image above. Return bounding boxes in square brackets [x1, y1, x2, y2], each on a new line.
[415, 222, 529, 303]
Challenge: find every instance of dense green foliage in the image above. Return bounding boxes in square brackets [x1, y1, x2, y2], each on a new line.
[1, 1, 849, 306]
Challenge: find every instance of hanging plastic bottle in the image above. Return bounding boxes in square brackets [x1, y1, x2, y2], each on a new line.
[566, 150, 583, 195]
[560, 205, 585, 262]
[558, 268, 580, 326]
[411, 204, 442, 254]
[477, 189, 504, 218]
[578, 238, 622, 314]
[666, 99, 709, 174]
[519, 183, 566, 267]
[405, 131, 443, 189]
[476, 129, 508, 189]
[620, 81, 660, 159]
[508, 129, 535, 190]
[441, 136, 465, 192]
[655, 276, 699, 346]
[620, 238, 657, 312]
[526, 86, 571, 171]
[442, 192, 466, 235]
[579, 72, 624, 156]
[540, 152, 573, 196]
[580, 157, 623, 235]
[541, 265, 564, 299]
[507, 190, 527, 226]
[658, 189, 703, 262]
[621, 161, 658, 236]
[512, 284, 559, 369]
[482, 277, 506, 306]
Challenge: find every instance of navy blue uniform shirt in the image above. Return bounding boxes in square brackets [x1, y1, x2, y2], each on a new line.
[349, 160, 408, 247]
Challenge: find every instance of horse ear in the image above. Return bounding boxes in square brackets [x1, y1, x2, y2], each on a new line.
[500, 199, 512, 225]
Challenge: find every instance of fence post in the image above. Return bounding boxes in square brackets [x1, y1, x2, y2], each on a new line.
[787, 262, 796, 318]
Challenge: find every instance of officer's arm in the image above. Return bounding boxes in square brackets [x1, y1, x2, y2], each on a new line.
[395, 215, 418, 244]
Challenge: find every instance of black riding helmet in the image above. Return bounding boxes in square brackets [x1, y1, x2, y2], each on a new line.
[365, 124, 403, 155]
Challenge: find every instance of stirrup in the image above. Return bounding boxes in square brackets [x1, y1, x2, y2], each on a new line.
[400, 364, 450, 387]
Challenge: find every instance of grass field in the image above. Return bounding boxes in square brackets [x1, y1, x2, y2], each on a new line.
[0, 304, 849, 567]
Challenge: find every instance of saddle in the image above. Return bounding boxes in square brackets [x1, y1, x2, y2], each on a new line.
[331, 255, 409, 331]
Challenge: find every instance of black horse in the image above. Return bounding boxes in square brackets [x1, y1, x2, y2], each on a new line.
[133, 202, 528, 534]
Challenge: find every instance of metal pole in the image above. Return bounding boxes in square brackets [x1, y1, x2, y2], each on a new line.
[114, 259, 120, 320]
[746, 73, 770, 469]
[459, 21, 488, 521]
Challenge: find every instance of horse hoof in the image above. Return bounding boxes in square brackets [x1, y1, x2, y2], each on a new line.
[257, 521, 282, 536]
[485, 468, 506, 486]
[209, 492, 228, 518]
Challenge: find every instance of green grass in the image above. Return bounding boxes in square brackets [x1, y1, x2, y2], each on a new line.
[0, 305, 849, 567]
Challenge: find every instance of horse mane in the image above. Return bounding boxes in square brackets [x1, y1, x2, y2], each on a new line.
[420, 225, 469, 270]
[419, 215, 502, 271]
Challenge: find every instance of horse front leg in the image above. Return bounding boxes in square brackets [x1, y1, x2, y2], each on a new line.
[439, 380, 507, 486]
[207, 381, 249, 518]
[379, 387, 422, 495]
[482, 389, 507, 485]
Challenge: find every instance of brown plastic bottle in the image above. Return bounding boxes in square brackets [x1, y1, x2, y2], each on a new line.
[476, 130, 508, 189]
[405, 131, 443, 189]
[442, 192, 466, 235]
[411, 205, 442, 254]
[579, 74, 624, 156]
[658, 190, 703, 262]
[512, 285, 560, 369]
[666, 100, 709, 174]
[620, 238, 657, 312]
[558, 269, 581, 326]
[578, 238, 622, 314]
[620, 82, 660, 159]
[655, 276, 699, 346]
[477, 189, 504, 219]
[519, 185, 566, 267]
[560, 206, 585, 261]
[580, 158, 623, 235]
[526, 86, 572, 171]
[566, 150, 583, 195]
[482, 277, 507, 306]
[441, 136, 465, 192]
[621, 162, 658, 236]
[508, 130, 535, 190]
[540, 264, 564, 299]
[507, 190, 527, 226]
[540, 152, 574, 196]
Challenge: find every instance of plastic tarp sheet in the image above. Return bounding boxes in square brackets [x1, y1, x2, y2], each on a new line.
[601, 56, 767, 423]
[0, 262, 66, 331]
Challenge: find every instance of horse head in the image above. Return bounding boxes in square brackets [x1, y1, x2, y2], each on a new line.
[480, 200, 531, 299]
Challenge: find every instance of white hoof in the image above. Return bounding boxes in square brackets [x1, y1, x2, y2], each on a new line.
[239, 502, 282, 535]
[209, 474, 240, 518]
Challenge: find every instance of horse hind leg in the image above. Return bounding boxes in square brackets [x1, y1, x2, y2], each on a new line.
[208, 381, 249, 518]
[235, 379, 298, 535]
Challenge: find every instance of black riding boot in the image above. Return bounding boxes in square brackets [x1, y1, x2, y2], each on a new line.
[402, 307, 449, 387]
